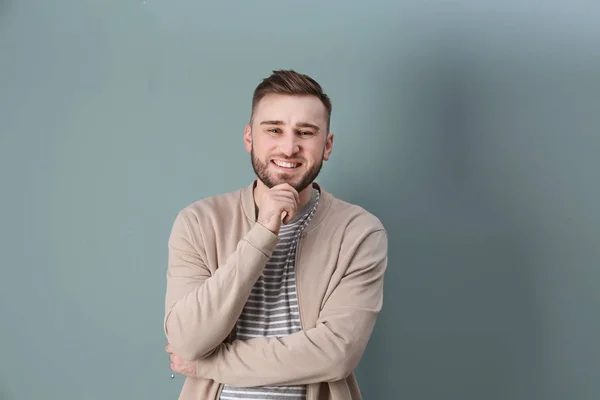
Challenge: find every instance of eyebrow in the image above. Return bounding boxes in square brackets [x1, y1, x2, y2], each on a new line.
[259, 120, 320, 132]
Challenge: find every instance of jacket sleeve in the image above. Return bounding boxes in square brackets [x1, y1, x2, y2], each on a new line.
[194, 229, 388, 386]
[164, 211, 279, 361]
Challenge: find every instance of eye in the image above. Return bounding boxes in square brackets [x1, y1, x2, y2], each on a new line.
[299, 131, 314, 136]
[267, 128, 282, 134]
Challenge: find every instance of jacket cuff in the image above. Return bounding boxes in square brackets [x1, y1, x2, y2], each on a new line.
[244, 222, 279, 257]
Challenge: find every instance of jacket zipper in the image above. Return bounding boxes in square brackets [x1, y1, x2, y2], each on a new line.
[295, 232, 314, 400]
[296, 234, 305, 327]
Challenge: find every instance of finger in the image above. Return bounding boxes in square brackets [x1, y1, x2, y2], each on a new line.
[272, 184, 300, 204]
[172, 353, 185, 364]
[271, 194, 298, 206]
[270, 189, 297, 202]
[282, 212, 292, 224]
[289, 186, 300, 205]
[271, 190, 299, 203]
[281, 205, 297, 224]
[272, 197, 298, 217]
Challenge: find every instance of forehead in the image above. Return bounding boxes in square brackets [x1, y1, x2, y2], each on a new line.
[254, 94, 328, 126]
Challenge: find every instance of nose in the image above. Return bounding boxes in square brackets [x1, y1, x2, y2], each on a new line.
[279, 133, 299, 157]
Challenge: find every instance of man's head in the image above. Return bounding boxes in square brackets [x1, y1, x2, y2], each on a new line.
[244, 70, 334, 193]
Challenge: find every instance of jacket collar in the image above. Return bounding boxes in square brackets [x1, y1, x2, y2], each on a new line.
[241, 180, 333, 233]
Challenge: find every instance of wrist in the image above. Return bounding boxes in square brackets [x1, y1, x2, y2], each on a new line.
[256, 214, 280, 235]
[257, 220, 279, 235]
[247, 221, 279, 250]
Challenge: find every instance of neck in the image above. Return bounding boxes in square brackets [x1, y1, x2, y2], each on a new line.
[253, 179, 314, 210]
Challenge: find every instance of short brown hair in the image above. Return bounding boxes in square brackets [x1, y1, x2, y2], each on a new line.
[250, 70, 332, 131]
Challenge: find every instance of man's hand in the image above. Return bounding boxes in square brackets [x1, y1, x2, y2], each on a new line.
[166, 343, 196, 378]
[256, 183, 300, 235]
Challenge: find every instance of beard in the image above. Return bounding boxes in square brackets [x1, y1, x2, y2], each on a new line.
[251, 147, 324, 193]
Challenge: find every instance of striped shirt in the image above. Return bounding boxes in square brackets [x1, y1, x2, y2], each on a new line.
[219, 188, 320, 400]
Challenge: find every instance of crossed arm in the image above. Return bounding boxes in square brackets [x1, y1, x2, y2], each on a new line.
[164, 211, 280, 361]
[164, 211, 388, 387]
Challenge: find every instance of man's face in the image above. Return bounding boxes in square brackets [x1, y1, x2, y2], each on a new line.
[244, 94, 333, 192]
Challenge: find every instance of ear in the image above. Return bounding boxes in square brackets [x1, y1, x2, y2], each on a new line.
[323, 132, 334, 161]
[243, 124, 252, 153]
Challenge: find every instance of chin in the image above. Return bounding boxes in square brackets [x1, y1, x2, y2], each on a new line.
[272, 177, 301, 188]
[262, 175, 302, 191]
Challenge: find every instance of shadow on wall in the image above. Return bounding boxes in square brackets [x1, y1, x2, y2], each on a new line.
[0, 375, 8, 400]
[337, 41, 541, 399]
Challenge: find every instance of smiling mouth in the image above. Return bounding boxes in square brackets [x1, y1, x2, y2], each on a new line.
[271, 160, 302, 169]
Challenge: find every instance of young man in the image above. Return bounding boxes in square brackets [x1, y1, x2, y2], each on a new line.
[164, 70, 388, 400]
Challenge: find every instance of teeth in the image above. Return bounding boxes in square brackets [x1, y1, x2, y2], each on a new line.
[274, 160, 299, 168]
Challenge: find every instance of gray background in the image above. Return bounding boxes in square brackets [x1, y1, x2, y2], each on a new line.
[1, 1, 599, 399]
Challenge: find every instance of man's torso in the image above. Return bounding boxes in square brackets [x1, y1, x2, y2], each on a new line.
[219, 188, 319, 400]
[170, 182, 385, 400]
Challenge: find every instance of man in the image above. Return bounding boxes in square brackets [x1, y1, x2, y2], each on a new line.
[164, 70, 388, 400]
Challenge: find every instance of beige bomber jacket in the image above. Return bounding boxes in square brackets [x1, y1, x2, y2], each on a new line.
[164, 181, 388, 399]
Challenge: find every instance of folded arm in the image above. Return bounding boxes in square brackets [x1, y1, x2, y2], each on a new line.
[164, 211, 279, 361]
[194, 229, 388, 387]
